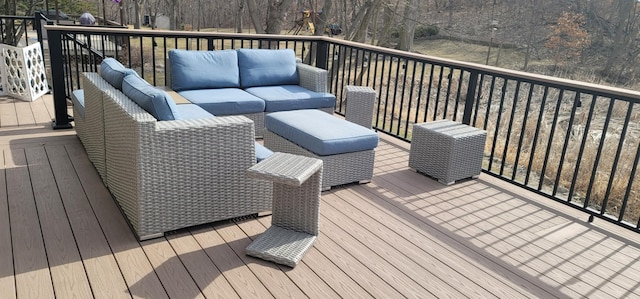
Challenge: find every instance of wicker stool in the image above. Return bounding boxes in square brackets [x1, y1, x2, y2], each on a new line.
[345, 85, 376, 129]
[409, 120, 487, 185]
[245, 152, 323, 267]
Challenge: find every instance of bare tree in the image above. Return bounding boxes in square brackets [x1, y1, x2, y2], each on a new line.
[246, 0, 294, 34]
[397, 0, 419, 51]
[603, 0, 637, 77]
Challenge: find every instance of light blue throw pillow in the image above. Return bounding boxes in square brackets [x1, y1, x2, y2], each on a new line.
[169, 49, 240, 91]
[100, 58, 135, 90]
[122, 74, 181, 121]
[237, 49, 299, 88]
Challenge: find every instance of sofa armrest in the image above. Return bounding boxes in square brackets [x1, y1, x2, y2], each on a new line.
[297, 63, 329, 93]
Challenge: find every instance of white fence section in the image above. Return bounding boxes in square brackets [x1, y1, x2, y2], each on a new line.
[0, 42, 48, 101]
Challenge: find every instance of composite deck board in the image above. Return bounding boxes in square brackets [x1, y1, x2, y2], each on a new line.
[13, 101, 36, 127]
[166, 232, 240, 299]
[140, 238, 205, 299]
[367, 167, 570, 298]
[2, 95, 640, 298]
[215, 222, 309, 298]
[236, 217, 342, 299]
[46, 144, 130, 298]
[190, 226, 275, 298]
[25, 146, 94, 298]
[0, 150, 16, 299]
[66, 142, 169, 299]
[0, 98, 18, 127]
[6, 147, 55, 298]
[317, 206, 438, 298]
[321, 191, 478, 298]
[254, 216, 374, 299]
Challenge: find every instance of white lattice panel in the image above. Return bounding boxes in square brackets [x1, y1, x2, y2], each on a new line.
[0, 42, 48, 101]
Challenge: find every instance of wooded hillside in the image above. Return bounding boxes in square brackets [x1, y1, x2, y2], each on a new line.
[7, 0, 640, 88]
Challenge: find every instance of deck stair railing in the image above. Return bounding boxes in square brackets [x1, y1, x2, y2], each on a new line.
[41, 25, 640, 234]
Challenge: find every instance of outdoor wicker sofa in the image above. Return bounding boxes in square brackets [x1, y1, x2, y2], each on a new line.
[166, 48, 336, 136]
[78, 64, 272, 240]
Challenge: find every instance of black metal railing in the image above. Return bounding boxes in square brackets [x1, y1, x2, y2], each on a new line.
[43, 25, 640, 233]
[0, 15, 36, 46]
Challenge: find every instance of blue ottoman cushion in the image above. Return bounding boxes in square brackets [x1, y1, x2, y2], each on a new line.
[265, 109, 378, 156]
[245, 85, 335, 112]
[178, 88, 265, 115]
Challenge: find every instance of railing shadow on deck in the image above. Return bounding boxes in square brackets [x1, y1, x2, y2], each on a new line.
[40, 24, 640, 234]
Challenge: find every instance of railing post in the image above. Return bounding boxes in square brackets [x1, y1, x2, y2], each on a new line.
[315, 39, 329, 70]
[48, 29, 73, 129]
[462, 71, 479, 125]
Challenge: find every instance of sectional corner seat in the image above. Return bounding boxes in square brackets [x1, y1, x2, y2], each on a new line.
[167, 48, 336, 136]
[73, 57, 272, 240]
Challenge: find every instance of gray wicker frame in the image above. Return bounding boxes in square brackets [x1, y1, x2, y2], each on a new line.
[83, 73, 271, 240]
[409, 120, 487, 185]
[345, 85, 376, 129]
[79, 73, 113, 183]
[246, 153, 322, 267]
[263, 130, 374, 190]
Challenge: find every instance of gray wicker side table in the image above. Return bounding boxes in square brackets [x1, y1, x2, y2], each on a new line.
[245, 152, 323, 267]
[345, 85, 376, 129]
[409, 120, 487, 185]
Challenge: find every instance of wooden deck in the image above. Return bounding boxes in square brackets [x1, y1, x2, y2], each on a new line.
[1, 95, 640, 298]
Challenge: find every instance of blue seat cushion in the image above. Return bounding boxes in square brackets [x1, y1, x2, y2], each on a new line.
[169, 49, 240, 91]
[245, 85, 335, 112]
[255, 142, 273, 162]
[71, 89, 85, 119]
[174, 104, 216, 120]
[100, 58, 135, 90]
[122, 74, 180, 121]
[178, 88, 265, 115]
[265, 109, 378, 156]
[238, 49, 299, 88]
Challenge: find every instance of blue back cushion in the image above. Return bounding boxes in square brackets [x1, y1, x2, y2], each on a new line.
[100, 58, 134, 90]
[122, 74, 181, 121]
[237, 49, 299, 88]
[169, 49, 240, 91]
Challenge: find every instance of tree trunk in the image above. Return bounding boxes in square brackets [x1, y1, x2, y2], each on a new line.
[314, 0, 332, 36]
[236, 0, 244, 33]
[397, 0, 418, 51]
[265, 0, 294, 34]
[349, 1, 373, 42]
[377, 0, 400, 47]
[133, 0, 142, 29]
[603, 0, 634, 76]
[245, 0, 266, 33]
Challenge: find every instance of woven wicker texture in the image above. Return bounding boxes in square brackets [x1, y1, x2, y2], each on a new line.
[245, 226, 317, 268]
[297, 63, 329, 92]
[243, 112, 265, 137]
[81, 72, 112, 182]
[72, 104, 87, 147]
[245, 153, 322, 267]
[409, 120, 487, 185]
[264, 130, 374, 190]
[100, 76, 271, 240]
[345, 85, 376, 129]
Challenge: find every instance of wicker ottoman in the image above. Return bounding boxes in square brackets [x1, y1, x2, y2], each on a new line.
[245, 153, 323, 267]
[264, 109, 379, 190]
[409, 120, 487, 185]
